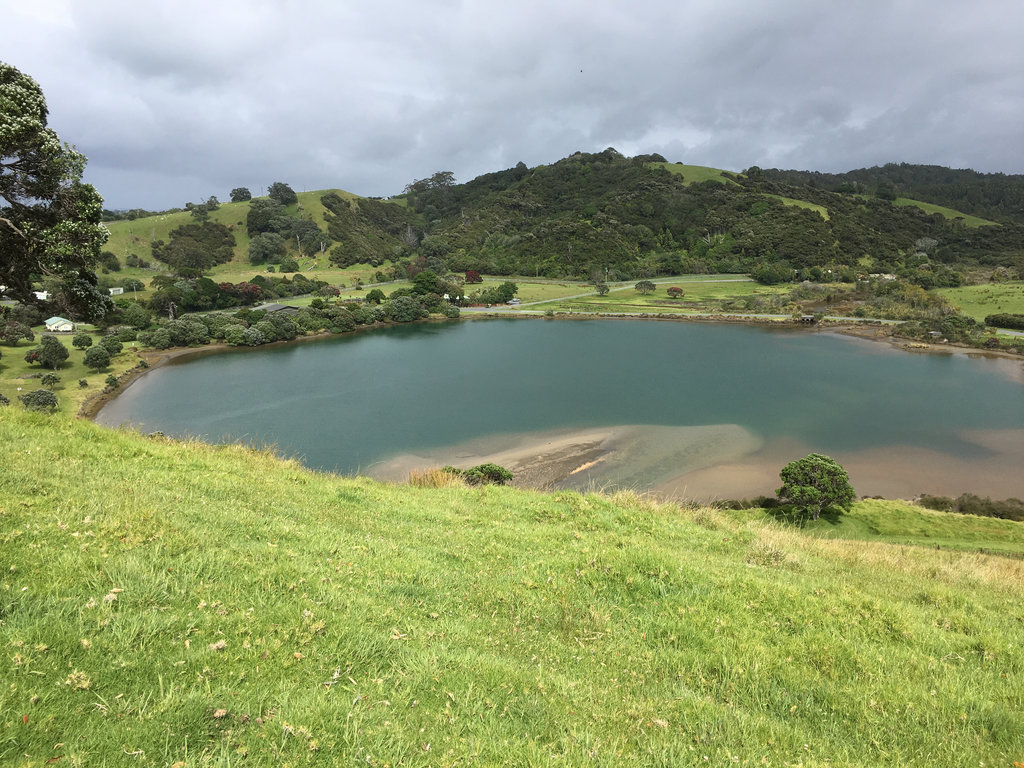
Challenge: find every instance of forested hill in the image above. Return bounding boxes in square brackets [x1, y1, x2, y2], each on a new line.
[100, 150, 1024, 289]
[394, 149, 1023, 285]
[752, 163, 1024, 224]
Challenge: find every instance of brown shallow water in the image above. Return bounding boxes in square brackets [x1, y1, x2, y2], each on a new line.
[374, 424, 1024, 503]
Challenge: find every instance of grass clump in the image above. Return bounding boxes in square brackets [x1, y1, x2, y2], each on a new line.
[1, 410, 1023, 765]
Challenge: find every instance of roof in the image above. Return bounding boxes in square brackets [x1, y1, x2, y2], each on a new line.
[45, 316, 72, 325]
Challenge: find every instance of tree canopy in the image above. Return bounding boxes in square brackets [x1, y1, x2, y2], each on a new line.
[0, 62, 110, 320]
[777, 454, 856, 520]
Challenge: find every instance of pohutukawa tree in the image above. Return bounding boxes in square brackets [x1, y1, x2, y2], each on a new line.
[0, 62, 110, 319]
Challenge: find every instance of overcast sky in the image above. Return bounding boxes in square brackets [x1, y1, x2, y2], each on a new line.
[4, 0, 1023, 210]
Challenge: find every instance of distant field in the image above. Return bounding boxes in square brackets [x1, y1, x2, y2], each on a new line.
[936, 282, 1024, 321]
[894, 197, 997, 227]
[730, 499, 1024, 557]
[765, 194, 829, 220]
[648, 162, 739, 185]
[0, 331, 143, 414]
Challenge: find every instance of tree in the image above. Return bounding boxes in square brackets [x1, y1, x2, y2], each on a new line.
[41, 372, 60, 388]
[666, 286, 684, 299]
[19, 388, 58, 411]
[83, 344, 110, 371]
[1, 62, 110, 319]
[593, 282, 610, 296]
[248, 232, 287, 264]
[364, 288, 385, 305]
[267, 181, 298, 206]
[98, 335, 123, 355]
[230, 187, 252, 203]
[24, 335, 69, 369]
[635, 280, 656, 295]
[465, 270, 482, 284]
[777, 454, 855, 520]
[1, 321, 34, 346]
[71, 331, 93, 349]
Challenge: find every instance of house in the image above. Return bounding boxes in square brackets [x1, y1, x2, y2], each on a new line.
[44, 316, 75, 333]
[257, 303, 300, 316]
[34, 290, 50, 301]
[109, 287, 124, 296]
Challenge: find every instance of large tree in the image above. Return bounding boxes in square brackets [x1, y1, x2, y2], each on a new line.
[0, 62, 110, 319]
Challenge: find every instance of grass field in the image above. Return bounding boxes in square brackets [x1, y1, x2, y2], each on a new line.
[936, 282, 1024, 321]
[893, 198, 997, 228]
[648, 162, 739, 185]
[0, 331, 144, 414]
[1, 409, 1022, 765]
[729, 499, 1024, 557]
[765, 194, 830, 220]
[535, 279, 788, 315]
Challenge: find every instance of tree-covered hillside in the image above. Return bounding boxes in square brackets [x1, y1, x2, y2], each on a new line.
[393, 149, 1024, 286]
[754, 162, 1024, 224]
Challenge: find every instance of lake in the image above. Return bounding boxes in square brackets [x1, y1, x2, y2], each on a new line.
[96, 318, 1024, 500]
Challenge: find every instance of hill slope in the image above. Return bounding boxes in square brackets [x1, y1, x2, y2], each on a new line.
[1, 409, 1022, 765]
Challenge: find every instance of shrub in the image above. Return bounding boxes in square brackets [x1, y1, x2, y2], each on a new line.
[19, 388, 58, 411]
[41, 372, 61, 388]
[0, 393, 9, 406]
[104, 374, 119, 389]
[78, 379, 88, 388]
[984, 313, 1024, 331]
[461, 463, 514, 486]
[72, 331, 93, 349]
[99, 335, 123, 355]
[84, 345, 111, 371]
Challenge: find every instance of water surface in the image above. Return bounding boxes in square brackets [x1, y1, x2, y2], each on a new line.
[96, 319, 1024, 498]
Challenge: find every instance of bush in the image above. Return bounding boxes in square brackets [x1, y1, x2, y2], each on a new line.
[41, 372, 61, 388]
[83, 346, 111, 371]
[72, 331, 93, 349]
[457, 463, 514, 486]
[984, 313, 1024, 331]
[19, 388, 58, 411]
[99, 335, 124, 356]
[0, 393, 9, 406]
[777, 454, 855, 520]
[104, 374, 120, 389]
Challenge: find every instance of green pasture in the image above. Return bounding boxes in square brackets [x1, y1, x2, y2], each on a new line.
[0, 330, 143, 413]
[935, 282, 1024, 321]
[647, 162, 739, 185]
[765, 194, 830, 220]
[730, 499, 1024, 557]
[1, 409, 1022, 765]
[894, 197, 998, 227]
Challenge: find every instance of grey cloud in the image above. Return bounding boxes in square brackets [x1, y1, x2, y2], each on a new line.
[2, 0, 1022, 209]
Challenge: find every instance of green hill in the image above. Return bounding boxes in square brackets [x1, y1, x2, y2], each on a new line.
[95, 152, 1024, 296]
[2, 408, 1022, 765]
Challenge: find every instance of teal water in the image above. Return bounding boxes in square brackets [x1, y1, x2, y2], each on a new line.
[96, 319, 1024, 490]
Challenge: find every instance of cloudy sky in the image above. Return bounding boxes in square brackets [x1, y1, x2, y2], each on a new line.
[4, 0, 1023, 210]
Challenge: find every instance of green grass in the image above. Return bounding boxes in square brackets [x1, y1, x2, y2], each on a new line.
[537, 279, 789, 315]
[729, 499, 1024, 556]
[648, 162, 739, 186]
[893, 198, 998, 228]
[935, 281, 1024, 321]
[765, 194, 830, 220]
[2, 410, 1022, 765]
[0, 331, 144, 414]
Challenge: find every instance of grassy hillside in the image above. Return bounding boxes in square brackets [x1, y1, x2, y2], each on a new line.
[893, 197, 997, 228]
[2, 409, 1022, 765]
[937, 281, 1024, 321]
[647, 162, 738, 185]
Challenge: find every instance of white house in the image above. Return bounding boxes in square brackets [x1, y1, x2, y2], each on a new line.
[109, 286, 124, 296]
[34, 290, 50, 301]
[44, 316, 75, 333]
